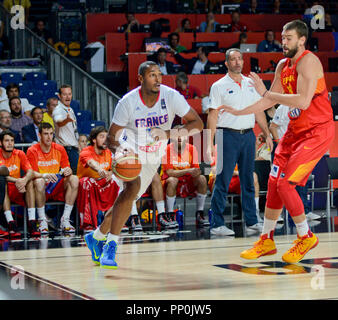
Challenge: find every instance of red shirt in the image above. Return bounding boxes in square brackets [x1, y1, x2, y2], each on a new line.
[176, 85, 202, 99]
[280, 50, 333, 135]
[0, 149, 31, 178]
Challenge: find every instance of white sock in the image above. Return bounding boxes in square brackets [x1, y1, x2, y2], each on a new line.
[156, 200, 165, 214]
[4, 210, 13, 223]
[107, 233, 119, 244]
[130, 202, 138, 216]
[255, 197, 259, 213]
[166, 195, 176, 212]
[62, 204, 73, 220]
[295, 219, 310, 237]
[27, 208, 36, 221]
[196, 193, 207, 211]
[262, 218, 277, 238]
[37, 206, 47, 221]
[93, 227, 106, 240]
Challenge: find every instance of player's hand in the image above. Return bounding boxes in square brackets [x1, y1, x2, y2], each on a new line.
[105, 171, 113, 182]
[248, 72, 267, 97]
[15, 178, 26, 193]
[113, 146, 136, 160]
[218, 105, 241, 116]
[63, 167, 72, 177]
[43, 173, 59, 183]
[265, 135, 274, 152]
[190, 168, 201, 178]
[150, 127, 167, 142]
[205, 144, 215, 164]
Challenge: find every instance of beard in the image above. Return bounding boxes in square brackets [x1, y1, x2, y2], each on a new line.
[283, 46, 298, 58]
[2, 145, 13, 152]
[11, 110, 22, 117]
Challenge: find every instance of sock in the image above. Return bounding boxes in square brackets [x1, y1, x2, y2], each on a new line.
[262, 218, 277, 238]
[62, 204, 73, 220]
[4, 210, 14, 223]
[166, 196, 176, 212]
[93, 227, 106, 240]
[27, 208, 36, 221]
[130, 202, 138, 216]
[156, 200, 165, 214]
[255, 197, 259, 213]
[295, 219, 310, 237]
[107, 233, 119, 244]
[196, 193, 207, 211]
[37, 206, 47, 221]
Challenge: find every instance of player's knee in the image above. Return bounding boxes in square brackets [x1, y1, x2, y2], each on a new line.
[70, 175, 79, 188]
[34, 178, 45, 191]
[196, 174, 207, 187]
[166, 177, 178, 187]
[125, 177, 140, 197]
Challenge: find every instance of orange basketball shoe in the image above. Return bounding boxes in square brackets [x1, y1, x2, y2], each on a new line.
[240, 231, 277, 259]
[282, 231, 318, 263]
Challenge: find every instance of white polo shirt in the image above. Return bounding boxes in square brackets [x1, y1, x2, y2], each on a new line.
[271, 104, 290, 139]
[209, 74, 261, 130]
[52, 101, 79, 147]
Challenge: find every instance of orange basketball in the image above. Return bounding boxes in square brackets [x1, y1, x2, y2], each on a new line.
[112, 155, 142, 182]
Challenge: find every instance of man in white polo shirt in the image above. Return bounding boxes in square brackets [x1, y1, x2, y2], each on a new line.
[52, 84, 79, 174]
[206, 48, 273, 236]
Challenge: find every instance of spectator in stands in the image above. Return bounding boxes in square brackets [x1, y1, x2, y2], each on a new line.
[317, 13, 336, 32]
[272, 0, 281, 14]
[269, 105, 321, 221]
[199, 11, 219, 32]
[161, 125, 209, 227]
[202, 87, 211, 114]
[245, 0, 263, 14]
[0, 19, 9, 59]
[22, 106, 43, 144]
[42, 97, 58, 129]
[52, 84, 79, 174]
[0, 76, 7, 102]
[174, 46, 214, 74]
[175, 72, 202, 99]
[76, 126, 119, 233]
[0, 110, 21, 143]
[168, 32, 187, 53]
[27, 122, 79, 234]
[230, 11, 248, 32]
[78, 134, 88, 152]
[194, 0, 208, 13]
[149, 47, 176, 75]
[3, 0, 31, 25]
[257, 30, 282, 52]
[32, 19, 54, 46]
[0, 130, 39, 238]
[227, 32, 248, 50]
[0, 83, 35, 116]
[9, 97, 33, 140]
[119, 12, 140, 33]
[175, 18, 193, 33]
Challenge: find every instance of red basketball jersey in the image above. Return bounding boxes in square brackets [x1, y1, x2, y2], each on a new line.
[280, 50, 333, 135]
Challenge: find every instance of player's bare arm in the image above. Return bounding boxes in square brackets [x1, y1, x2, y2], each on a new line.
[255, 112, 274, 151]
[263, 53, 320, 109]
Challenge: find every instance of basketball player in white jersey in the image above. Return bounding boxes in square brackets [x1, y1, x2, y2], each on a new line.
[85, 61, 203, 269]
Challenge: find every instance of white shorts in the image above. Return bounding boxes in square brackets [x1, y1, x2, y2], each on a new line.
[136, 162, 161, 199]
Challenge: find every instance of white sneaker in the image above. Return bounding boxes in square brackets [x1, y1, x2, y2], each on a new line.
[60, 217, 75, 233]
[306, 212, 321, 221]
[245, 222, 263, 235]
[210, 225, 235, 236]
[38, 219, 49, 234]
[278, 215, 284, 222]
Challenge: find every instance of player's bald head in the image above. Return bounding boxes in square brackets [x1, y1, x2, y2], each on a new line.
[138, 61, 158, 77]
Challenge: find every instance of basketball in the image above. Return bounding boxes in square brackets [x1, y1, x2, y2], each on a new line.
[112, 154, 142, 182]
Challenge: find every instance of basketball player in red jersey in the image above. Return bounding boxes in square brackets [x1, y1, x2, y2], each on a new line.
[219, 20, 334, 263]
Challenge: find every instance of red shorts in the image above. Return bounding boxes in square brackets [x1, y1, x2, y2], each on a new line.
[228, 175, 241, 194]
[272, 122, 335, 186]
[164, 174, 197, 198]
[8, 182, 26, 206]
[45, 178, 65, 202]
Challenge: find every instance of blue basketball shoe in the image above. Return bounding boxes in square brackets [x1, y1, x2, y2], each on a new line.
[84, 231, 106, 265]
[99, 240, 118, 269]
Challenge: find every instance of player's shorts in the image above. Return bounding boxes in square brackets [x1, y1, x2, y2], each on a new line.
[46, 178, 65, 202]
[271, 122, 335, 186]
[8, 182, 26, 206]
[228, 175, 241, 194]
[136, 162, 161, 200]
[163, 174, 197, 198]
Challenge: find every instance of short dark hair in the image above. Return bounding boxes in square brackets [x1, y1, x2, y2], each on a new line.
[30, 106, 43, 117]
[199, 46, 209, 57]
[6, 83, 20, 96]
[283, 19, 308, 42]
[46, 97, 58, 106]
[225, 48, 242, 62]
[157, 47, 167, 55]
[9, 96, 21, 107]
[59, 84, 72, 95]
[168, 32, 179, 43]
[89, 126, 107, 145]
[39, 122, 53, 133]
[176, 72, 188, 84]
[138, 61, 158, 77]
[181, 18, 190, 28]
[0, 129, 15, 143]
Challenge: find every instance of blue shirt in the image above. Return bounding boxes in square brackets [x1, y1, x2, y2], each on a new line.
[257, 40, 282, 52]
[199, 21, 219, 32]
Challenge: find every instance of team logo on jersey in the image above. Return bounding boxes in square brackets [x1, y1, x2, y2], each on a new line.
[136, 106, 141, 111]
[288, 108, 301, 119]
[161, 99, 167, 110]
[270, 164, 279, 178]
[280, 172, 285, 178]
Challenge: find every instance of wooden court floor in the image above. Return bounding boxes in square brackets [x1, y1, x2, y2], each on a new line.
[0, 228, 338, 300]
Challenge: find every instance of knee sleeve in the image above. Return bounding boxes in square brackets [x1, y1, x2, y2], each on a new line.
[266, 176, 284, 210]
[277, 178, 304, 217]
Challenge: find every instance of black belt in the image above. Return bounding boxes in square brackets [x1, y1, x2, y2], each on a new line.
[218, 127, 252, 134]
